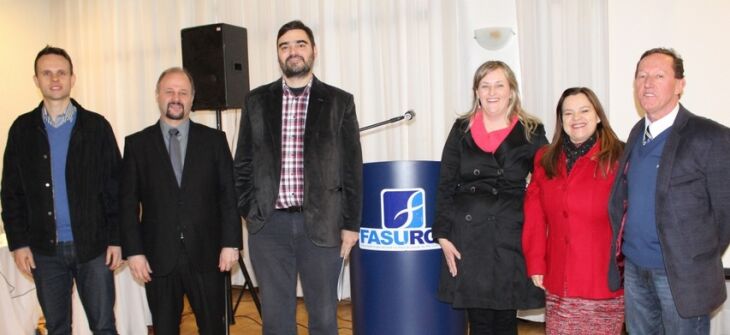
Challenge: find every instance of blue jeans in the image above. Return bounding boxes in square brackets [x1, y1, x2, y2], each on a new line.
[32, 242, 117, 335]
[249, 210, 342, 335]
[624, 259, 709, 335]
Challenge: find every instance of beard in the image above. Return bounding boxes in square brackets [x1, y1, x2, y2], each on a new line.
[279, 55, 313, 78]
[165, 102, 186, 120]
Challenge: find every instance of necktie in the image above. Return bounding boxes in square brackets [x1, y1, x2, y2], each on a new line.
[643, 126, 653, 145]
[169, 128, 182, 185]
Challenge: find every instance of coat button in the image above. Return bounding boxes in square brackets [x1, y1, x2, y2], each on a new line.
[465, 214, 472, 222]
[488, 216, 496, 221]
[43, 154, 48, 159]
[45, 182, 50, 187]
[491, 188, 498, 195]
[473, 169, 480, 176]
[47, 211, 53, 216]
[563, 211, 568, 218]
[470, 186, 476, 193]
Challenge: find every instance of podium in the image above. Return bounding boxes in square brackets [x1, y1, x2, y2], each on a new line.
[350, 161, 466, 335]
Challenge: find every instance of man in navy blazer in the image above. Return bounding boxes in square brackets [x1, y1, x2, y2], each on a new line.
[608, 48, 730, 334]
[234, 20, 362, 335]
[120, 67, 242, 335]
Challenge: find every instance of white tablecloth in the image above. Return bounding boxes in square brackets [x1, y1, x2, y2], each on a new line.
[0, 234, 42, 335]
[0, 234, 151, 335]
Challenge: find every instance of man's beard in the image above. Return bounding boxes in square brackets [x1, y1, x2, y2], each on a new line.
[166, 102, 185, 120]
[280, 55, 313, 78]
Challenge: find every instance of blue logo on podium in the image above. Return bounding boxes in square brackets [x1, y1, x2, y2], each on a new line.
[382, 189, 425, 229]
[360, 188, 438, 251]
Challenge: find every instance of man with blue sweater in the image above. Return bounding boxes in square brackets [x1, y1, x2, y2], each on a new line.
[608, 48, 730, 334]
[1, 46, 122, 334]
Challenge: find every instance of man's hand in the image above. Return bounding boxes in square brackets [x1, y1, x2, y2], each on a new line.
[106, 246, 122, 271]
[340, 230, 359, 259]
[128, 255, 152, 283]
[13, 247, 35, 277]
[218, 247, 240, 272]
[438, 238, 461, 277]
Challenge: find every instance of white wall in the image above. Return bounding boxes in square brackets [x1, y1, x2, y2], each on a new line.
[0, 0, 53, 233]
[607, 0, 730, 266]
[607, 0, 730, 138]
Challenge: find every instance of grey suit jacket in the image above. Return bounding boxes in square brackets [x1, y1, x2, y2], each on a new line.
[234, 77, 363, 247]
[608, 104, 730, 317]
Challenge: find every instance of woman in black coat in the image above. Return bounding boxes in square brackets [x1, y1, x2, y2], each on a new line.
[433, 60, 547, 334]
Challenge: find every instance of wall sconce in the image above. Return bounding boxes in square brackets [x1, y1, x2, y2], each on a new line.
[474, 27, 515, 50]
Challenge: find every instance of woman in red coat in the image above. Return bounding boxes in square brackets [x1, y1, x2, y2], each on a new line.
[522, 87, 624, 334]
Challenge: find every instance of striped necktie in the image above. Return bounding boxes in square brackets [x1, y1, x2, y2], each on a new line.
[643, 126, 653, 145]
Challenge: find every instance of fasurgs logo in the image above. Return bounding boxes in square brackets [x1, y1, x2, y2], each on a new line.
[359, 188, 438, 251]
[382, 188, 425, 229]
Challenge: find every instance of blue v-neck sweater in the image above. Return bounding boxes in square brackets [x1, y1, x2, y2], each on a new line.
[623, 128, 671, 269]
[45, 118, 75, 242]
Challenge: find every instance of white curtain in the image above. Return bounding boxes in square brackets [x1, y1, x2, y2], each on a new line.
[46, 0, 474, 162]
[516, 0, 609, 139]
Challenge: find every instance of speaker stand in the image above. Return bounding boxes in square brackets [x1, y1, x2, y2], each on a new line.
[233, 256, 262, 314]
[214, 108, 262, 332]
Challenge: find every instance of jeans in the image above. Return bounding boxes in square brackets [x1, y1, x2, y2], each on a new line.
[32, 242, 117, 335]
[624, 259, 709, 335]
[249, 210, 342, 335]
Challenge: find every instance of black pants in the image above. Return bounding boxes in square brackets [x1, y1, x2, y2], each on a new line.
[145, 246, 226, 335]
[467, 308, 517, 335]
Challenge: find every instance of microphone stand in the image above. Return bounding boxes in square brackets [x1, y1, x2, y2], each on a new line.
[359, 110, 414, 132]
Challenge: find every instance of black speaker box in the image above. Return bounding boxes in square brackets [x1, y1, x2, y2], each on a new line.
[181, 23, 249, 111]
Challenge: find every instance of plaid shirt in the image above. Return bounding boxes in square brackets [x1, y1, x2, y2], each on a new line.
[275, 81, 312, 208]
[42, 103, 77, 128]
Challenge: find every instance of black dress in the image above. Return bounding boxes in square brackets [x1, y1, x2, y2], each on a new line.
[432, 118, 547, 310]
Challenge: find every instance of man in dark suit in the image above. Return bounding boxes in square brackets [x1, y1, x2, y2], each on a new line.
[234, 20, 362, 335]
[120, 67, 242, 335]
[608, 48, 730, 334]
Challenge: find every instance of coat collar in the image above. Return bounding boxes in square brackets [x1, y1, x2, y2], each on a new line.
[30, 98, 86, 129]
[461, 120, 531, 166]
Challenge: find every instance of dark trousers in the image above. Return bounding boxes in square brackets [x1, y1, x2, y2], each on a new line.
[145, 245, 225, 335]
[249, 210, 342, 335]
[32, 242, 117, 335]
[467, 308, 517, 335]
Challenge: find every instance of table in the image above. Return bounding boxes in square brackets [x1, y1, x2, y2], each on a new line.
[0, 234, 41, 334]
[0, 234, 151, 335]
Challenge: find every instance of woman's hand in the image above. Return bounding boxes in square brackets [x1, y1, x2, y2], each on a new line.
[531, 274, 545, 290]
[438, 238, 461, 277]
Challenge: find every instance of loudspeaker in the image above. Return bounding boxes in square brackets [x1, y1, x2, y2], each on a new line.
[181, 23, 249, 111]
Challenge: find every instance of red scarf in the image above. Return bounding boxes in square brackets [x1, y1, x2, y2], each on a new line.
[470, 110, 518, 153]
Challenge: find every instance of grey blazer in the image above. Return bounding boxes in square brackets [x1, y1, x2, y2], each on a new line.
[608, 104, 730, 317]
[234, 77, 363, 247]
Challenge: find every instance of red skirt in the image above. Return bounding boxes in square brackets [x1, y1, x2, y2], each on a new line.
[545, 291, 624, 335]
